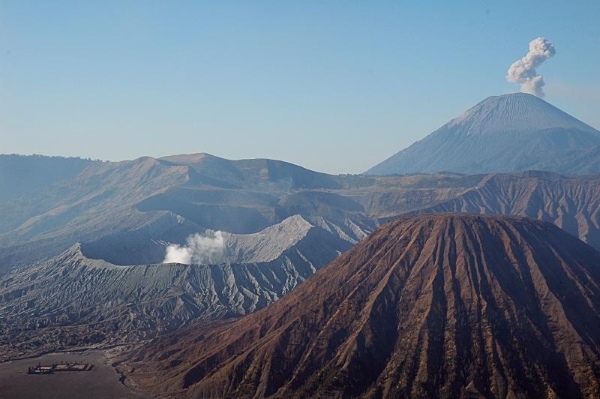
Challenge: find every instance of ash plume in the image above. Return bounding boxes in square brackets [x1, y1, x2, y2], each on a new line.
[163, 231, 224, 265]
[506, 37, 556, 98]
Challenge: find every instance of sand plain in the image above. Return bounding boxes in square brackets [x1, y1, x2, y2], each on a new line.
[0, 351, 152, 399]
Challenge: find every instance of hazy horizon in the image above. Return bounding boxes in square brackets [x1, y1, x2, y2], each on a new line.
[2, 1, 599, 174]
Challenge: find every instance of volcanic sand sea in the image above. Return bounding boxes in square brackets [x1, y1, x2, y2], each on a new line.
[0, 351, 153, 399]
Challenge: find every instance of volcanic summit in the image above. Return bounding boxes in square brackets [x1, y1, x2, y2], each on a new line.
[122, 213, 600, 399]
[367, 93, 600, 175]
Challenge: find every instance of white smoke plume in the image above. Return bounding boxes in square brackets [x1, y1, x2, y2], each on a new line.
[506, 37, 556, 98]
[163, 231, 224, 265]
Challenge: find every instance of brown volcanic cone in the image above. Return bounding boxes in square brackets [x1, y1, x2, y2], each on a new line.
[123, 214, 600, 399]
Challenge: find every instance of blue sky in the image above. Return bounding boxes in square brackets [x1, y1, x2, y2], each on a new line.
[1, 1, 599, 174]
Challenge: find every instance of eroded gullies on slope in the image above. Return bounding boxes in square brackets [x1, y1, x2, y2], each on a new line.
[120, 214, 600, 399]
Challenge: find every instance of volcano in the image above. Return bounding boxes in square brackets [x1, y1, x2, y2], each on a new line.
[366, 93, 600, 175]
[122, 214, 600, 399]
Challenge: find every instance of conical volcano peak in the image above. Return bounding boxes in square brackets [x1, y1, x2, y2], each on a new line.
[448, 92, 598, 136]
[366, 93, 600, 175]
[123, 213, 600, 399]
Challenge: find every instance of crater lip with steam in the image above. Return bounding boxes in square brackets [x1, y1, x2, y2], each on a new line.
[506, 37, 555, 98]
[163, 231, 225, 265]
[161, 215, 319, 265]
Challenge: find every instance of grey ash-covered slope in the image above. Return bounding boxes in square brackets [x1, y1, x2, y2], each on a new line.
[367, 93, 600, 175]
[122, 214, 600, 399]
[0, 216, 354, 358]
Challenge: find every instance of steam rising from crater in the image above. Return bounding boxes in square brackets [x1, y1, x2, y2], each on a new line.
[507, 37, 555, 98]
[163, 231, 224, 265]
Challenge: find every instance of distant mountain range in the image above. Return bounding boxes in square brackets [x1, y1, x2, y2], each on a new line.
[366, 93, 600, 175]
[1, 153, 600, 358]
[2, 154, 600, 274]
[120, 214, 600, 399]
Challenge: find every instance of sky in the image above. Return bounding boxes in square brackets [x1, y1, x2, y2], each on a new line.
[1, 1, 599, 174]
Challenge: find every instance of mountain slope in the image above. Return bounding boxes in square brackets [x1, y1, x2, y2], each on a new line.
[122, 214, 600, 399]
[0, 216, 355, 359]
[161, 153, 342, 190]
[408, 172, 600, 251]
[367, 93, 600, 175]
[0, 154, 94, 205]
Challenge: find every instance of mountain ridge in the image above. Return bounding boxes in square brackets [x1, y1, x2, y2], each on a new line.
[2, 153, 600, 272]
[404, 172, 600, 250]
